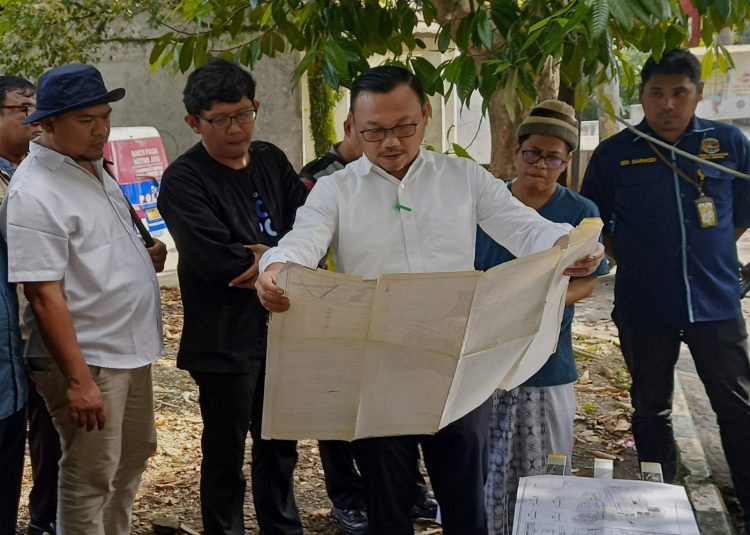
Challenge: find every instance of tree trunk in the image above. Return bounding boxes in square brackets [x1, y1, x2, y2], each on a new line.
[307, 59, 339, 157]
[488, 58, 559, 178]
[597, 76, 621, 141]
[488, 90, 521, 178]
[537, 56, 560, 101]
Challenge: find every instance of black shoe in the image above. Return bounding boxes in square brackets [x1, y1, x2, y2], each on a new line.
[411, 492, 438, 519]
[28, 522, 56, 535]
[330, 506, 368, 535]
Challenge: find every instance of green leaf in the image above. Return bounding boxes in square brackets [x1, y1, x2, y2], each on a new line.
[452, 143, 475, 160]
[520, 25, 546, 52]
[278, 20, 304, 50]
[608, 1, 634, 31]
[271, 31, 285, 53]
[322, 60, 342, 90]
[503, 70, 519, 122]
[560, 44, 583, 87]
[149, 32, 173, 66]
[260, 4, 273, 28]
[422, 0, 437, 26]
[736, 0, 748, 21]
[717, 50, 729, 72]
[410, 56, 442, 95]
[443, 57, 462, 83]
[693, 0, 711, 13]
[649, 25, 665, 62]
[628, 0, 652, 23]
[711, 0, 732, 28]
[478, 61, 500, 100]
[193, 35, 209, 67]
[664, 25, 686, 51]
[323, 40, 348, 79]
[249, 38, 262, 66]
[229, 8, 244, 38]
[527, 3, 570, 34]
[415, 38, 427, 49]
[636, 0, 669, 18]
[455, 16, 473, 50]
[290, 51, 316, 86]
[591, 0, 608, 38]
[700, 47, 715, 80]
[437, 25, 452, 53]
[179, 37, 194, 73]
[456, 54, 477, 105]
[596, 31, 612, 66]
[399, 7, 417, 38]
[473, 11, 494, 49]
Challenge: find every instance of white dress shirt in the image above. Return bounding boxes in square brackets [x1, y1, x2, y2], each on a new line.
[0, 141, 163, 369]
[261, 149, 571, 278]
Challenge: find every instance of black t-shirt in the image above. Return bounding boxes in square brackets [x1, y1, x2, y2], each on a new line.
[158, 141, 307, 372]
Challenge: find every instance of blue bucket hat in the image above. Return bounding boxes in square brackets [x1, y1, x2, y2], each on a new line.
[23, 64, 125, 124]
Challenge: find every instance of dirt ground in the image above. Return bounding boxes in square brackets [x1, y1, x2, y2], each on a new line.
[15, 286, 638, 534]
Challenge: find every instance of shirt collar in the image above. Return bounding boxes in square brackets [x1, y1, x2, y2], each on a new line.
[352, 149, 427, 183]
[631, 116, 714, 144]
[29, 140, 105, 175]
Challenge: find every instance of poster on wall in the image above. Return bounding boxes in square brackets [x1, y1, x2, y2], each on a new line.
[104, 126, 169, 236]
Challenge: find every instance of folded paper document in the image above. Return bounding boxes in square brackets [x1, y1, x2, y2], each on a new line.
[262, 218, 603, 440]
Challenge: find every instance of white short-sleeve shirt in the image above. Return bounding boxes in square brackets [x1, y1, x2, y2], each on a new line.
[0, 142, 162, 368]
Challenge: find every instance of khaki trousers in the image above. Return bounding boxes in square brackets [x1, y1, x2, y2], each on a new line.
[30, 359, 157, 535]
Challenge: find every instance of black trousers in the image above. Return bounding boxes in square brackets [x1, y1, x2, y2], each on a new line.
[27, 379, 61, 528]
[614, 309, 750, 527]
[319, 440, 428, 510]
[191, 366, 302, 535]
[0, 405, 26, 534]
[352, 397, 492, 535]
[318, 440, 365, 510]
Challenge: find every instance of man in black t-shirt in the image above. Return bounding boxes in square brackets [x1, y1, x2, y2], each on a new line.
[158, 59, 307, 535]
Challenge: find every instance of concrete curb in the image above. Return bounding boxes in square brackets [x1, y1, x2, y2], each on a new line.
[673, 375, 736, 534]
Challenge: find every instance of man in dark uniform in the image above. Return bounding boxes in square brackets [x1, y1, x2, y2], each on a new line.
[158, 59, 307, 535]
[581, 48, 750, 533]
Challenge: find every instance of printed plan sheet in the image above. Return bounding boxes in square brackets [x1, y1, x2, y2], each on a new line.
[513, 476, 700, 535]
[262, 219, 603, 440]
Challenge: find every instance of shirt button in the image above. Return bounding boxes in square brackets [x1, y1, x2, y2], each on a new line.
[400, 184, 405, 189]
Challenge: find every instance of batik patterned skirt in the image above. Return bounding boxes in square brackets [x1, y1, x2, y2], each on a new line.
[484, 384, 575, 534]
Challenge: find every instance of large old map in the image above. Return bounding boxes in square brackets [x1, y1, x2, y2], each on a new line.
[262, 219, 603, 440]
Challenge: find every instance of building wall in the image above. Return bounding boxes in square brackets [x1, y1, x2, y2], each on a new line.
[96, 41, 304, 169]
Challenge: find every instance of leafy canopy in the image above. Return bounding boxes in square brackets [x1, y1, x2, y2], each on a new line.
[0, 0, 746, 112]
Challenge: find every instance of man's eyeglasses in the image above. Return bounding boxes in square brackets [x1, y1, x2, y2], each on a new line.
[360, 123, 418, 142]
[520, 149, 567, 170]
[1, 105, 36, 118]
[199, 109, 257, 129]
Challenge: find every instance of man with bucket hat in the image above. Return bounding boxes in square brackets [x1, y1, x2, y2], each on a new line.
[0, 63, 167, 535]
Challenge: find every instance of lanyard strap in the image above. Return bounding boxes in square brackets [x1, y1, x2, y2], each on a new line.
[646, 140, 704, 192]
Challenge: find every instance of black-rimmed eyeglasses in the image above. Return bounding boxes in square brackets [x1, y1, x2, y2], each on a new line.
[199, 109, 257, 129]
[1, 105, 36, 118]
[520, 149, 567, 170]
[360, 123, 418, 142]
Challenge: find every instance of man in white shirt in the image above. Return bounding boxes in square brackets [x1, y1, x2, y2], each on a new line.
[0, 63, 167, 535]
[256, 66, 601, 535]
